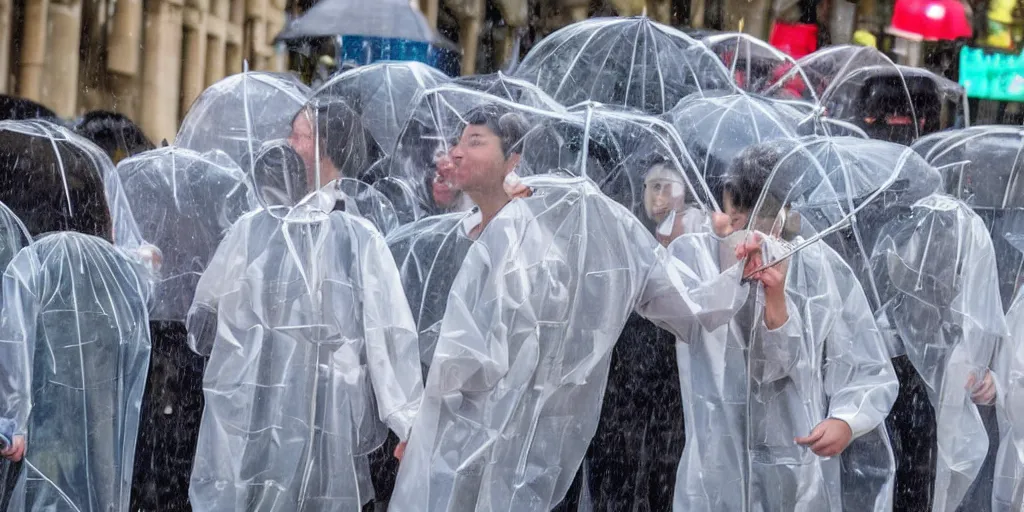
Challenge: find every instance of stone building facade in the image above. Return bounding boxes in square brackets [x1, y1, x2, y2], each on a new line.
[0, 0, 288, 143]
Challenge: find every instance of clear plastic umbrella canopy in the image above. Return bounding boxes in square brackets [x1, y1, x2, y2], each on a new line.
[911, 125, 1024, 310]
[700, 31, 816, 99]
[665, 92, 806, 196]
[451, 71, 565, 111]
[736, 136, 942, 309]
[116, 146, 252, 322]
[0, 119, 145, 250]
[768, 46, 966, 145]
[313, 61, 449, 156]
[0, 119, 154, 512]
[514, 16, 736, 114]
[871, 194, 1009, 511]
[175, 71, 311, 169]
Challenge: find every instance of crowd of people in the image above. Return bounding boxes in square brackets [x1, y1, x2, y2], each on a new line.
[0, 16, 1020, 512]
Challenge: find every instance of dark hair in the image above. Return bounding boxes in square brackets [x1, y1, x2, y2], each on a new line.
[0, 95, 59, 121]
[243, 139, 308, 206]
[723, 143, 789, 219]
[74, 110, 155, 164]
[463, 105, 529, 158]
[308, 99, 382, 179]
[0, 123, 113, 241]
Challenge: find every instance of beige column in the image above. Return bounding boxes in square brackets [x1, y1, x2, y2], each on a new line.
[724, 0, 772, 39]
[420, 0, 439, 28]
[181, 7, 208, 116]
[18, 0, 49, 102]
[610, 0, 646, 16]
[42, 0, 84, 117]
[0, 0, 11, 94]
[690, 0, 706, 27]
[647, 0, 672, 22]
[141, 0, 185, 143]
[108, 0, 143, 117]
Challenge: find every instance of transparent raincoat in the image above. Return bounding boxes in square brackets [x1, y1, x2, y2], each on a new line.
[0, 120, 153, 512]
[700, 32, 815, 99]
[388, 172, 751, 511]
[993, 286, 1024, 511]
[175, 71, 311, 168]
[871, 194, 1010, 512]
[911, 125, 1024, 311]
[116, 146, 252, 322]
[186, 169, 422, 510]
[314, 61, 449, 157]
[514, 16, 735, 114]
[666, 137, 902, 512]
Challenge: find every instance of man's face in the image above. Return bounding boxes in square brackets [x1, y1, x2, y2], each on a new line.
[724, 190, 785, 236]
[288, 113, 318, 185]
[448, 123, 509, 194]
[644, 174, 687, 223]
[432, 147, 460, 208]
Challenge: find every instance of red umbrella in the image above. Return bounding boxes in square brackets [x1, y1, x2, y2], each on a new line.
[891, 0, 972, 40]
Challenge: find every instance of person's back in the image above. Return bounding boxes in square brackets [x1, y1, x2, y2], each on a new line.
[0, 232, 151, 512]
[187, 205, 422, 512]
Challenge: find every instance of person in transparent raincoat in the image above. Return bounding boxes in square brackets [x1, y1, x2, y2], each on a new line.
[243, 138, 309, 207]
[992, 283, 1024, 511]
[387, 103, 767, 511]
[116, 146, 252, 511]
[666, 141, 899, 512]
[0, 201, 29, 510]
[872, 194, 1010, 512]
[186, 172, 423, 510]
[0, 119, 153, 512]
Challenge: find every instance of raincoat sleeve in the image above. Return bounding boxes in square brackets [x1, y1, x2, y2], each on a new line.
[635, 233, 750, 336]
[752, 295, 805, 385]
[361, 231, 423, 441]
[0, 251, 39, 436]
[824, 259, 899, 439]
[187, 214, 251, 356]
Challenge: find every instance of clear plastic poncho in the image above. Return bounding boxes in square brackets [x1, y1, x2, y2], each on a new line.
[388, 172, 752, 511]
[186, 130, 423, 509]
[993, 286, 1024, 511]
[451, 72, 566, 111]
[666, 136, 904, 511]
[700, 32, 816, 99]
[175, 71, 312, 169]
[116, 146, 252, 322]
[911, 125, 1024, 311]
[871, 194, 1010, 511]
[314, 61, 450, 158]
[514, 16, 735, 114]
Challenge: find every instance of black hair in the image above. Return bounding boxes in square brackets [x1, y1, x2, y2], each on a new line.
[74, 110, 155, 164]
[722, 143, 789, 219]
[0, 123, 113, 241]
[0, 95, 58, 121]
[307, 98, 383, 179]
[463, 105, 529, 158]
[242, 139, 308, 207]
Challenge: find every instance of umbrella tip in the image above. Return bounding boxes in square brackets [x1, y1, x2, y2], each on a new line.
[642, 5, 648, 17]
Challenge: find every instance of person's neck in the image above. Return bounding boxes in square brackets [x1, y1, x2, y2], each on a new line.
[468, 187, 511, 232]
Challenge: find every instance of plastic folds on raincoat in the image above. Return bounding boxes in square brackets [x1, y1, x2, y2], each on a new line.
[116, 147, 252, 322]
[385, 213, 474, 377]
[186, 202, 422, 511]
[0, 232, 152, 512]
[669, 231, 897, 511]
[872, 194, 1010, 511]
[389, 176, 750, 511]
[993, 288, 1024, 511]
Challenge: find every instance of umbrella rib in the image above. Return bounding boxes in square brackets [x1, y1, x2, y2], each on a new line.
[553, 22, 615, 98]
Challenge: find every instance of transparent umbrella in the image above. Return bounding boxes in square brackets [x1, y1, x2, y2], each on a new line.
[514, 16, 735, 114]
[701, 31, 816, 100]
[451, 71, 565, 111]
[912, 125, 1024, 311]
[176, 71, 311, 170]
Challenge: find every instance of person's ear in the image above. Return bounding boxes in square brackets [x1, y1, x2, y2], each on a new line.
[505, 153, 521, 174]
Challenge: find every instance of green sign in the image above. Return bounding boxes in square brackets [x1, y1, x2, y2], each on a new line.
[960, 46, 1024, 102]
